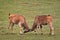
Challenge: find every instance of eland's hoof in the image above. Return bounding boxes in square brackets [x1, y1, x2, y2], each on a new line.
[49, 33, 54, 36]
[19, 32, 23, 35]
[41, 33, 43, 35]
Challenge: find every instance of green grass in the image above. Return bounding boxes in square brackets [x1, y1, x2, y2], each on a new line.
[0, 0, 60, 40]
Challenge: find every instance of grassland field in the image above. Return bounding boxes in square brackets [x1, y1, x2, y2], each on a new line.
[0, 0, 60, 40]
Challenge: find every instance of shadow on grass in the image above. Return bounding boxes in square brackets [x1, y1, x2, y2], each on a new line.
[0, 33, 17, 35]
[0, 32, 55, 37]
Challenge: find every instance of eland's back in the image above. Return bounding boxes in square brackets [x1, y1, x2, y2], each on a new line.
[34, 15, 52, 25]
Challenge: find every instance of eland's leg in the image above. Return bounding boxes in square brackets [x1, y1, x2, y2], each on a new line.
[48, 22, 54, 35]
[18, 22, 23, 34]
[8, 21, 14, 33]
[40, 25, 43, 35]
[11, 23, 14, 33]
[33, 25, 37, 32]
[8, 22, 11, 29]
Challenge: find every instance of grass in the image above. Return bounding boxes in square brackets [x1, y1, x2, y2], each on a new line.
[0, 0, 60, 40]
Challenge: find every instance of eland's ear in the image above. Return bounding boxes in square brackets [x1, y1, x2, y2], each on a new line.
[9, 13, 10, 16]
[48, 15, 50, 16]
